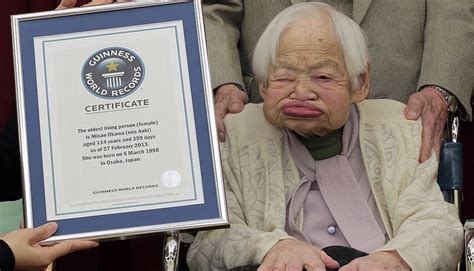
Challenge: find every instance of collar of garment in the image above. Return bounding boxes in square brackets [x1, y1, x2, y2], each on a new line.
[296, 128, 343, 161]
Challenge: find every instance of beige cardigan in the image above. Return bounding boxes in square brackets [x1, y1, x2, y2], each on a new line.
[187, 100, 463, 270]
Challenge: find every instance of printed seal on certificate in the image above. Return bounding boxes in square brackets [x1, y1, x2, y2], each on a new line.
[161, 170, 182, 188]
[11, 0, 228, 243]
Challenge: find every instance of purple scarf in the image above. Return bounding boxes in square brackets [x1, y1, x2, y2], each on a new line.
[285, 105, 386, 253]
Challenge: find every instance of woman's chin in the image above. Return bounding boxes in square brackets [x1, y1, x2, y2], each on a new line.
[285, 123, 330, 137]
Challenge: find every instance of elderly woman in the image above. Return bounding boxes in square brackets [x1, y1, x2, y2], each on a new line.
[187, 3, 463, 270]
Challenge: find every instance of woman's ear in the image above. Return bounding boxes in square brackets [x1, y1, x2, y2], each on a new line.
[259, 82, 268, 100]
[351, 63, 370, 103]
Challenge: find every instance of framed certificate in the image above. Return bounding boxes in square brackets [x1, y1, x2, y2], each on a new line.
[11, 0, 228, 242]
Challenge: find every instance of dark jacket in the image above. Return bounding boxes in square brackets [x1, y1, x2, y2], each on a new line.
[0, 116, 22, 201]
[0, 240, 15, 271]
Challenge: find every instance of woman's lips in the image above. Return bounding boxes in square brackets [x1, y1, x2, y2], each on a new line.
[281, 101, 322, 118]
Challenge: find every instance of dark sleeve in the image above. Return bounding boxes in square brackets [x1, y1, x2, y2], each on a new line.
[0, 239, 15, 271]
[0, 116, 22, 201]
[418, 0, 473, 120]
[202, 0, 245, 90]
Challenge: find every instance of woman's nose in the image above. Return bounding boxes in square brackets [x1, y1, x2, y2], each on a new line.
[290, 77, 317, 100]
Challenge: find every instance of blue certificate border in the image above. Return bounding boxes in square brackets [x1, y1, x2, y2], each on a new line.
[17, 2, 222, 237]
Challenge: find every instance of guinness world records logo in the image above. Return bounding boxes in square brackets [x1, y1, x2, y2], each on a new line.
[82, 47, 145, 98]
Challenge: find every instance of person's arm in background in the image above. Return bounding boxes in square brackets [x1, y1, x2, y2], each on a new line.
[203, 0, 248, 141]
[404, 0, 473, 162]
[0, 222, 98, 271]
[0, 116, 21, 202]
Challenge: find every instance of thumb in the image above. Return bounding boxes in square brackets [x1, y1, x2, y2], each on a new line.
[404, 93, 425, 120]
[404, 102, 421, 120]
[83, 0, 114, 7]
[228, 99, 244, 113]
[227, 92, 246, 113]
[28, 222, 58, 244]
[56, 0, 77, 9]
[321, 251, 340, 268]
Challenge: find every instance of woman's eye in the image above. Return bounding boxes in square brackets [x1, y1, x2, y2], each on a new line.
[313, 75, 333, 81]
[272, 77, 293, 82]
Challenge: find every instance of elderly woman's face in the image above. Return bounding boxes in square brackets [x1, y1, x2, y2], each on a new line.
[260, 16, 367, 137]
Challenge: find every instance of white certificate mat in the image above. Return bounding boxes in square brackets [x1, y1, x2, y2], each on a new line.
[34, 21, 204, 220]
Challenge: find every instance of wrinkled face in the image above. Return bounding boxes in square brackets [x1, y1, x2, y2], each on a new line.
[260, 14, 368, 137]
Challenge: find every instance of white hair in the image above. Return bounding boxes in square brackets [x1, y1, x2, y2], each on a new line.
[252, 2, 369, 90]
